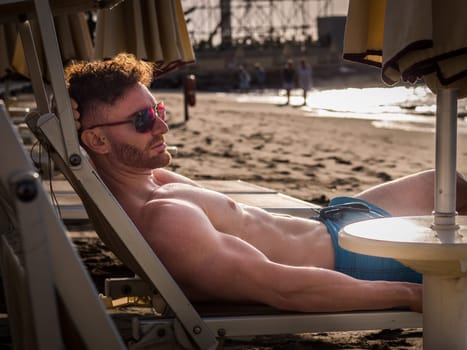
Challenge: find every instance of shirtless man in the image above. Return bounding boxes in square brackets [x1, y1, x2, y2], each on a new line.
[65, 54, 467, 314]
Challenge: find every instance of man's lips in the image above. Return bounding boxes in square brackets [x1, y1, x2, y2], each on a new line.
[150, 140, 167, 152]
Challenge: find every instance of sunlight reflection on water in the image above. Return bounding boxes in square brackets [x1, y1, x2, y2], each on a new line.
[235, 86, 467, 134]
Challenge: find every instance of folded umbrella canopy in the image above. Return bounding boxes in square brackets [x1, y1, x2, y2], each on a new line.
[94, 0, 195, 77]
[10, 12, 93, 78]
[2, 0, 195, 80]
[0, 11, 93, 114]
[343, 0, 467, 97]
[0, 23, 17, 79]
[0, 0, 123, 79]
[341, 1, 467, 349]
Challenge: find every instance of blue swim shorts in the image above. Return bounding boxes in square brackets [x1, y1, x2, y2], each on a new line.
[314, 197, 422, 283]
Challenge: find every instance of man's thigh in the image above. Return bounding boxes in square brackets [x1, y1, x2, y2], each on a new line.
[354, 170, 435, 216]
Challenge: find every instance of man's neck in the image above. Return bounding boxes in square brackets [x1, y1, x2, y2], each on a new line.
[93, 157, 157, 200]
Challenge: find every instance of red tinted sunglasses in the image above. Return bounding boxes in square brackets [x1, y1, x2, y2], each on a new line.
[85, 102, 166, 133]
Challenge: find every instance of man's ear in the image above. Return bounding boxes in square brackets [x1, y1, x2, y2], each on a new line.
[80, 129, 110, 154]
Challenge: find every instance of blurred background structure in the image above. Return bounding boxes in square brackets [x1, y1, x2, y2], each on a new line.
[153, 0, 380, 91]
[182, 0, 345, 48]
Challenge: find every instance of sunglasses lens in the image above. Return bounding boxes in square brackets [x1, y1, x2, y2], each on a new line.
[134, 108, 155, 133]
[156, 102, 166, 121]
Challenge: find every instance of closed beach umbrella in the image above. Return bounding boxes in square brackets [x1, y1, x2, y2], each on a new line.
[343, 0, 467, 96]
[0, 0, 125, 79]
[94, 0, 195, 77]
[0, 23, 17, 79]
[8, 12, 93, 78]
[342, 1, 467, 349]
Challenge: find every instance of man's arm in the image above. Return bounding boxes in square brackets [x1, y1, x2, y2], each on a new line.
[140, 201, 422, 313]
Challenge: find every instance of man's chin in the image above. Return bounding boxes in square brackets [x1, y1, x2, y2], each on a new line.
[148, 152, 172, 169]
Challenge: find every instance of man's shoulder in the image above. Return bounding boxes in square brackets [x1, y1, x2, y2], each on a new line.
[141, 188, 205, 221]
[150, 182, 205, 200]
[142, 192, 192, 212]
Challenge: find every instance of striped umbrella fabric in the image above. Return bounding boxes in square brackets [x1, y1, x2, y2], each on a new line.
[1, 0, 195, 79]
[0, 0, 123, 79]
[94, 0, 195, 77]
[10, 12, 93, 78]
[343, 0, 467, 98]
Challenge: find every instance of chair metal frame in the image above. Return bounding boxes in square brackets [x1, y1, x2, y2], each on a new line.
[0, 103, 126, 349]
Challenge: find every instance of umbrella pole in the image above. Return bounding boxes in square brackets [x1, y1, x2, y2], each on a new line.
[424, 88, 467, 350]
[433, 87, 458, 232]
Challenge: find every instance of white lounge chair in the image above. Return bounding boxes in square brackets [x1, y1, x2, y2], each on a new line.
[25, 104, 422, 349]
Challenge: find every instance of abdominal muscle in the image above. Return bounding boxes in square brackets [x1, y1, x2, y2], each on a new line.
[152, 183, 335, 269]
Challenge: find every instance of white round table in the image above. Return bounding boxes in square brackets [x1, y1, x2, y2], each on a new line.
[340, 215, 467, 350]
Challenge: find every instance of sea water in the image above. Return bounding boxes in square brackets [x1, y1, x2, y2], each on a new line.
[235, 86, 467, 134]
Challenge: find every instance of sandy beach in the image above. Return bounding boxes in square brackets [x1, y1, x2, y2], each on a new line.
[68, 87, 467, 349]
[160, 90, 467, 205]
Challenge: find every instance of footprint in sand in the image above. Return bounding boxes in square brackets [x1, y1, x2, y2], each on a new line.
[352, 165, 365, 172]
[375, 172, 392, 181]
[271, 158, 290, 164]
[328, 156, 352, 165]
[309, 163, 325, 169]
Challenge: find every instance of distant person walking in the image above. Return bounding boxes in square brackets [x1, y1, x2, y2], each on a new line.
[297, 59, 313, 105]
[254, 62, 266, 92]
[238, 65, 251, 92]
[282, 59, 296, 105]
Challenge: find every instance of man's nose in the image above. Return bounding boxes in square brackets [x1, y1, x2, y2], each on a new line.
[151, 114, 169, 134]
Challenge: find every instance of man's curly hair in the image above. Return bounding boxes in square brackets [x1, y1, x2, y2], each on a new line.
[65, 53, 154, 128]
